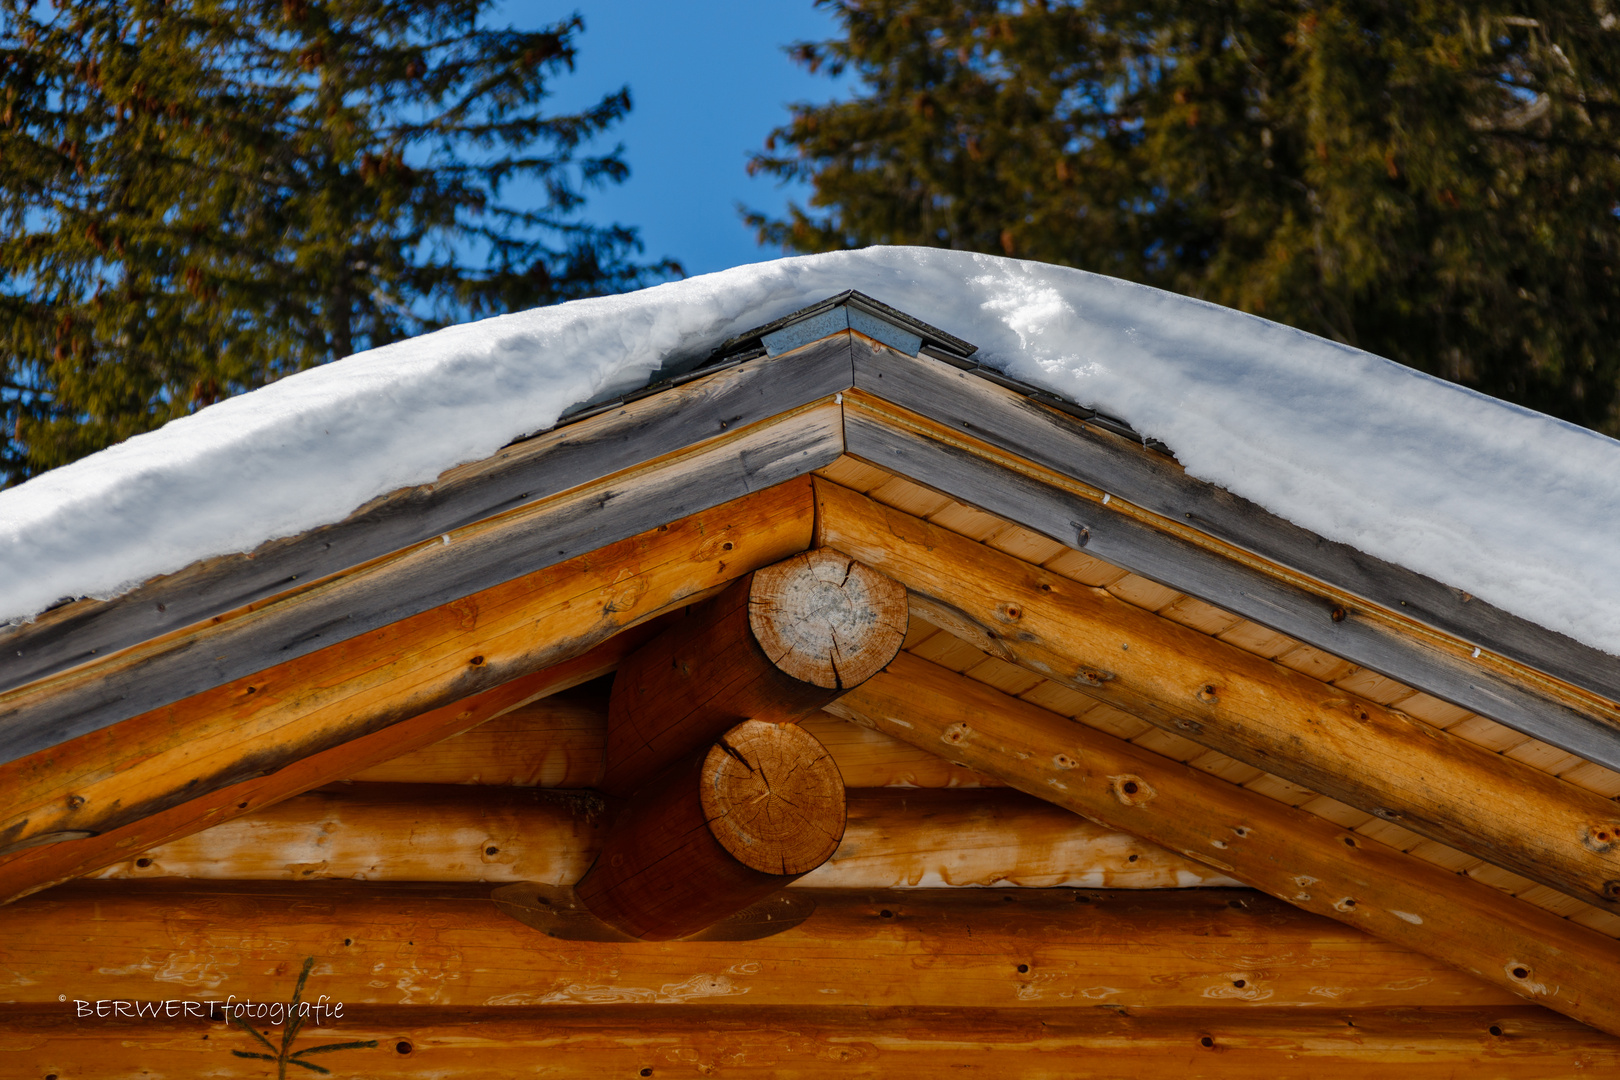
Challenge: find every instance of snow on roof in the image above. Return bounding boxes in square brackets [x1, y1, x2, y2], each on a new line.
[3, 247, 1619, 657]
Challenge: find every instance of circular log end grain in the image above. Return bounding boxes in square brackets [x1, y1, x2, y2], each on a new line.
[748, 549, 909, 689]
[702, 719, 846, 876]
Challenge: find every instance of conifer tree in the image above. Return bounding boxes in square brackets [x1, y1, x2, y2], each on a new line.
[0, 0, 677, 482]
[751, 1, 1620, 433]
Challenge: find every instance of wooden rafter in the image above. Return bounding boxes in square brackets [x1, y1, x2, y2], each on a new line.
[829, 650, 1620, 1035]
[845, 334, 1620, 720]
[814, 477, 1620, 911]
[0, 632, 649, 907]
[0, 336, 855, 700]
[0, 400, 842, 763]
[602, 549, 907, 797]
[0, 478, 818, 902]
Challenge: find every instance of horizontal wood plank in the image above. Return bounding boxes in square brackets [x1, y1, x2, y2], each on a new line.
[7, 1005, 1615, 1078]
[0, 334, 855, 697]
[0, 478, 818, 901]
[345, 697, 1004, 790]
[90, 784, 1240, 890]
[0, 883, 1518, 1009]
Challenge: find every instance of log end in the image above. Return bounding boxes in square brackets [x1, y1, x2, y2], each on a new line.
[702, 719, 846, 876]
[749, 548, 908, 689]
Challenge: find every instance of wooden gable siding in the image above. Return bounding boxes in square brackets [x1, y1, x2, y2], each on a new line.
[346, 703, 1007, 790]
[830, 649, 1620, 1034]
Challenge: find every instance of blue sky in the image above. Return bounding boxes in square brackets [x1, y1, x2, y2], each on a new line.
[496, 1, 850, 277]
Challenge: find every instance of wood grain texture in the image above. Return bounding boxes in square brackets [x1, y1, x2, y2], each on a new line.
[345, 704, 1004, 791]
[0, 401, 842, 765]
[841, 401, 1620, 776]
[0, 334, 855, 697]
[702, 721, 846, 875]
[0, 479, 817, 896]
[603, 553, 904, 799]
[830, 650, 1620, 1036]
[814, 477, 1620, 910]
[0, 883, 1521, 1009]
[603, 577, 839, 798]
[748, 549, 908, 688]
[579, 721, 846, 940]
[849, 334, 1620, 711]
[345, 683, 613, 788]
[91, 784, 1234, 889]
[0, 623, 656, 907]
[8, 1005, 1616, 1078]
[842, 404, 1620, 777]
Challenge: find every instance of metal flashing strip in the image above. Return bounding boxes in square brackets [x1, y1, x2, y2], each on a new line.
[713, 290, 977, 363]
[763, 304, 923, 358]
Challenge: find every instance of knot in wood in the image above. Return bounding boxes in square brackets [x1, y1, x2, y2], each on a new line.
[702, 720, 846, 876]
[1109, 774, 1156, 807]
[1581, 823, 1620, 855]
[749, 549, 908, 689]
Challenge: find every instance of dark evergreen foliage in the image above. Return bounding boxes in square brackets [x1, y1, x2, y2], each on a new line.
[751, 1, 1620, 433]
[0, 0, 678, 482]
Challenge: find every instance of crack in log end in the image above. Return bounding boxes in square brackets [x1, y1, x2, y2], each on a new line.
[749, 550, 907, 691]
[717, 738, 753, 770]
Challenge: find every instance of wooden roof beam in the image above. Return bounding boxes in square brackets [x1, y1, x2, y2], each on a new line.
[90, 785, 1241, 890]
[845, 335, 1620, 735]
[602, 549, 908, 797]
[578, 720, 846, 940]
[11, 1005, 1616, 1076]
[581, 549, 903, 938]
[345, 701, 1007, 789]
[0, 882, 1520, 1010]
[0, 477, 819, 903]
[829, 650, 1620, 1036]
[814, 477, 1620, 911]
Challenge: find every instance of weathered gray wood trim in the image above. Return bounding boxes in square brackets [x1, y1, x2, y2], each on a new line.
[851, 338, 1620, 708]
[0, 335, 856, 697]
[0, 406, 845, 765]
[842, 409, 1620, 772]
